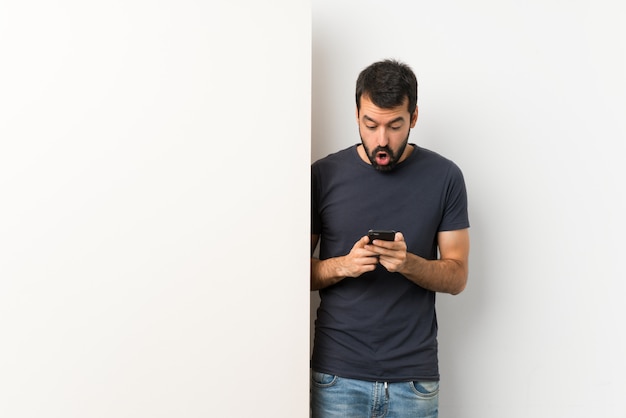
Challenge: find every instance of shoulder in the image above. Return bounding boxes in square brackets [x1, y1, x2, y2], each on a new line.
[312, 145, 358, 173]
[411, 146, 463, 175]
[313, 145, 356, 164]
[415, 146, 454, 165]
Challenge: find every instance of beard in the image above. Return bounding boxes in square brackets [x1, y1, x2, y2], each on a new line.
[361, 132, 410, 172]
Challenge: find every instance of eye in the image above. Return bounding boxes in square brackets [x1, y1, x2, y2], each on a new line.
[366, 125, 377, 130]
[390, 126, 402, 131]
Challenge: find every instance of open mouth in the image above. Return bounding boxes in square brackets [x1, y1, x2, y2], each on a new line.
[375, 151, 390, 166]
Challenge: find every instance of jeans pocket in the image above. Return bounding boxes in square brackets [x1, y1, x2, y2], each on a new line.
[311, 370, 338, 388]
[410, 380, 439, 398]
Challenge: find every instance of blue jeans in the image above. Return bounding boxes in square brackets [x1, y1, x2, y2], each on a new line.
[310, 370, 439, 418]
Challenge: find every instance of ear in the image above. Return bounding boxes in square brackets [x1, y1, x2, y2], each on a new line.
[410, 106, 419, 128]
[355, 106, 360, 122]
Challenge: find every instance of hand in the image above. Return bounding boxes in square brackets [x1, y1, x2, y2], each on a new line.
[337, 235, 380, 278]
[366, 231, 407, 273]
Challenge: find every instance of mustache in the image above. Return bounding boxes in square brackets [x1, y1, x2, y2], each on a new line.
[371, 146, 395, 157]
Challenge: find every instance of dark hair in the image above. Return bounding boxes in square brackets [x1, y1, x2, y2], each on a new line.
[355, 59, 418, 115]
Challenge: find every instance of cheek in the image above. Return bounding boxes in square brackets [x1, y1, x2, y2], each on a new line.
[390, 130, 409, 144]
[358, 127, 375, 143]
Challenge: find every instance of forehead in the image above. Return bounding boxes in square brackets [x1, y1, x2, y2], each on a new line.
[358, 95, 410, 122]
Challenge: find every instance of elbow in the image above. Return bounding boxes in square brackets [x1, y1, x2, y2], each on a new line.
[450, 281, 466, 295]
[449, 270, 468, 295]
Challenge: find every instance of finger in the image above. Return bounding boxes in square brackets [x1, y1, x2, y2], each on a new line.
[363, 255, 380, 266]
[378, 256, 400, 271]
[354, 235, 371, 249]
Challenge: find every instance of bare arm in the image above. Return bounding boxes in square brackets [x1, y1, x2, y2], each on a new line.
[310, 234, 379, 291]
[367, 229, 470, 295]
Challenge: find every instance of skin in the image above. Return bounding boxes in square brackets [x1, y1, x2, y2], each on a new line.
[310, 95, 470, 294]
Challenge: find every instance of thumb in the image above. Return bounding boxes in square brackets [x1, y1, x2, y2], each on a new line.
[356, 235, 371, 247]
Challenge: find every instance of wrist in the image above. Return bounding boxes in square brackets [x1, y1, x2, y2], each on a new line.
[334, 256, 351, 279]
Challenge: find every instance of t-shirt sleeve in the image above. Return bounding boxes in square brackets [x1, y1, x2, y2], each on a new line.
[438, 163, 470, 231]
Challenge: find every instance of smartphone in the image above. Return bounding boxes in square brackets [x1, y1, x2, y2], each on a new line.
[367, 229, 396, 243]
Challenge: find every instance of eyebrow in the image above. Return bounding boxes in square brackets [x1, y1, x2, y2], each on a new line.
[363, 115, 405, 125]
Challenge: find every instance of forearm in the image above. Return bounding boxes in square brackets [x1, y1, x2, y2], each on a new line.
[310, 257, 347, 291]
[399, 252, 468, 295]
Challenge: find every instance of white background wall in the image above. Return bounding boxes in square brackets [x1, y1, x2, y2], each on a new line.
[0, 1, 310, 417]
[312, 1, 626, 417]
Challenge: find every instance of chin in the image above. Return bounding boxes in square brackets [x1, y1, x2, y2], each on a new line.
[372, 161, 397, 172]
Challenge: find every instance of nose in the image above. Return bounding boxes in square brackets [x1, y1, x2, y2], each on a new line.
[377, 127, 389, 147]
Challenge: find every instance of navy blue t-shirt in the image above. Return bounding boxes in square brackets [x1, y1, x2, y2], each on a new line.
[311, 144, 469, 382]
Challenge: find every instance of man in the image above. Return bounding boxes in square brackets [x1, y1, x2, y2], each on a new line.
[310, 59, 470, 417]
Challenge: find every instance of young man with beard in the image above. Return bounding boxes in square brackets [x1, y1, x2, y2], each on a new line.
[310, 59, 470, 417]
